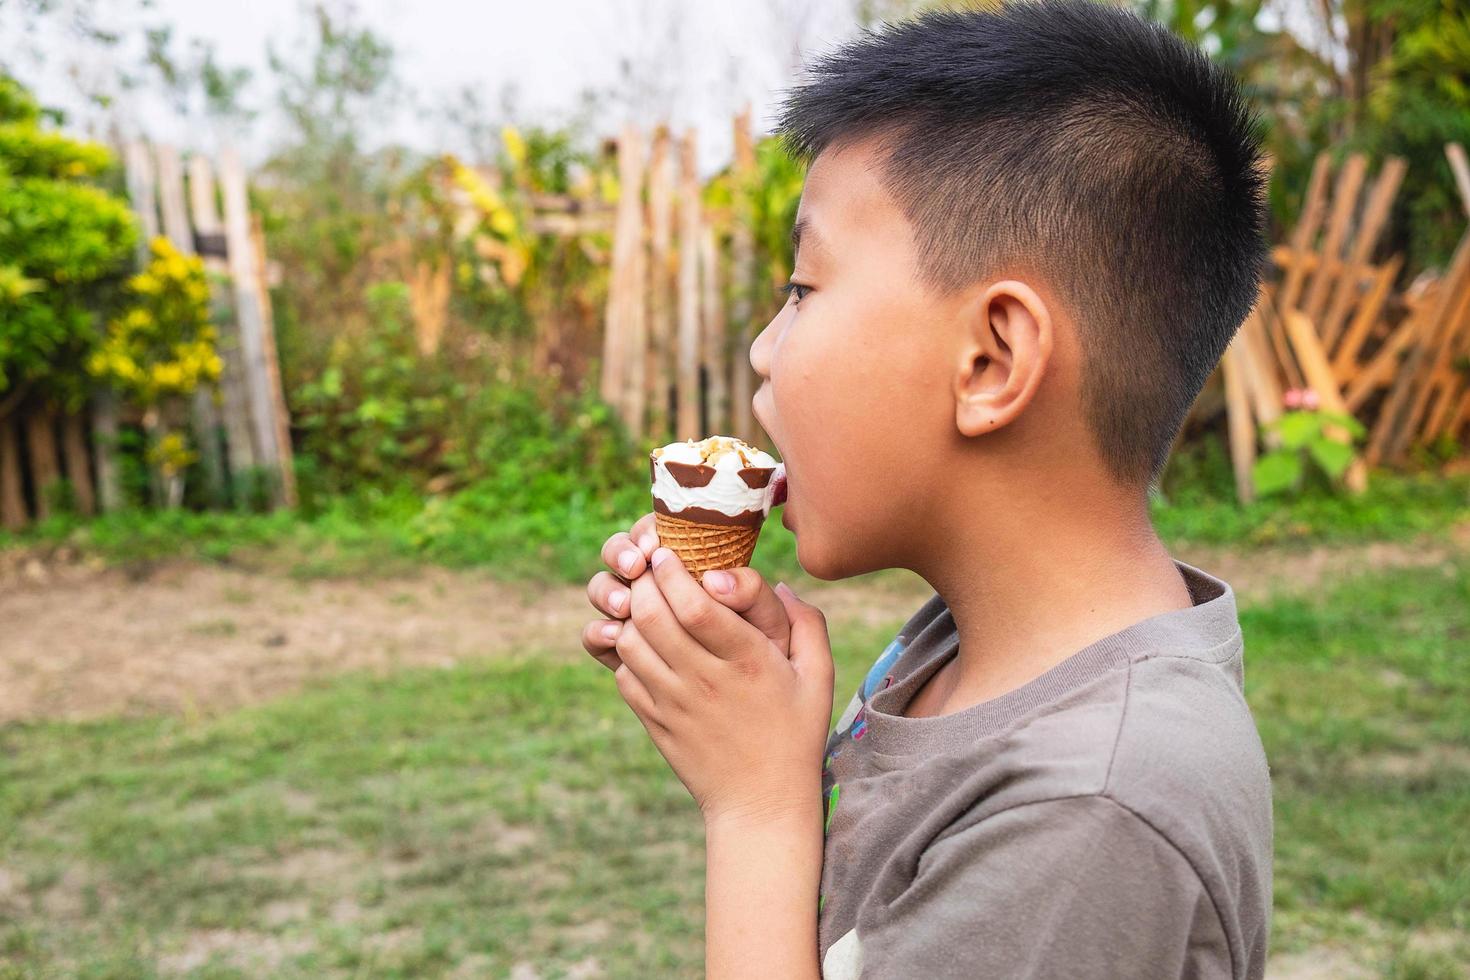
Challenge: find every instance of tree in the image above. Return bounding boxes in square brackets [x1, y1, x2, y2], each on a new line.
[0, 73, 136, 415]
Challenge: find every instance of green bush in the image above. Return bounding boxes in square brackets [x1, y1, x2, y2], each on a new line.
[0, 75, 136, 403]
[292, 280, 638, 510]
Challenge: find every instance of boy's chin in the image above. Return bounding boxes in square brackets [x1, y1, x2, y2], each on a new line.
[795, 535, 862, 581]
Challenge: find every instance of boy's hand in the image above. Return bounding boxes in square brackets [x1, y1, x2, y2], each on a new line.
[611, 547, 833, 825]
[582, 515, 792, 670]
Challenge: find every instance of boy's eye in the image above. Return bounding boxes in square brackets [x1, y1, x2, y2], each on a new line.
[778, 281, 811, 305]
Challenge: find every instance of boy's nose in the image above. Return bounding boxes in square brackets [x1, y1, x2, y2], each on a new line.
[749, 315, 776, 379]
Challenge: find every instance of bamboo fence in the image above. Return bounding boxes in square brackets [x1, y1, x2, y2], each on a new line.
[1213, 144, 1470, 502]
[0, 142, 294, 530]
[600, 108, 766, 448]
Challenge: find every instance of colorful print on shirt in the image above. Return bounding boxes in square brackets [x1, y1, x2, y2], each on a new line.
[862, 636, 907, 699]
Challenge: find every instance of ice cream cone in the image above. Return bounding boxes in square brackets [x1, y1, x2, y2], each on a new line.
[654, 510, 762, 577]
[648, 435, 786, 575]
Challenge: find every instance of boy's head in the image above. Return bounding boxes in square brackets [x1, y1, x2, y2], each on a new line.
[749, 0, 1268, 581]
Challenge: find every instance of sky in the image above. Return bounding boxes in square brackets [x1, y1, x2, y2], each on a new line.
[1, 0, 1341, 176]
[0, 0, 865, 176]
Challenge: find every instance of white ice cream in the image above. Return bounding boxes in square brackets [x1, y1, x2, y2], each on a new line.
[651, 436, 783, 520]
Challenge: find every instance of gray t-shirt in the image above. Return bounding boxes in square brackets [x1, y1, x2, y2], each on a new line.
[817, 559, 1272, 979]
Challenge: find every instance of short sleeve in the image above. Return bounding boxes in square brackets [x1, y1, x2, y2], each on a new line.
[851, 795, 1234, 980]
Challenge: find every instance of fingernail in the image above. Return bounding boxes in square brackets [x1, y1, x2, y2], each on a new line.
[704, 570, 734, 594]
[638, 532, 657, 553]
[651, 547, 673, 568]
[618, 550, 638, 574]
[609, 589, 628, 613]
[602, 623, 619, 641]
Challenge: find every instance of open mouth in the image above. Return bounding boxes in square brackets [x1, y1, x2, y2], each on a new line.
[769, 465, 788, 508]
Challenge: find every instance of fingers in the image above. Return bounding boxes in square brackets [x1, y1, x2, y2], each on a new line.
[699, 566, 791, 654]
[614, 662, 664, 734]
[629, 512, 658, 552]
[774, 582, 833, 683]
[644, 547, 765, 664]
[585, 515, 660, 673]
[581, 618, 623, 671]
[587, 570, 633, 620]
[614, 618, 679, 705]
[600, 531, 647, 582]
[600, 513, 660, 583]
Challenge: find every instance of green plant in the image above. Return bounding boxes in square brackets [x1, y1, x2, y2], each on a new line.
[1252, 404, 1368, 498]
[0, 74, 136, 407]
[87, 236, 221, 507]
[293, 281, 449, 498]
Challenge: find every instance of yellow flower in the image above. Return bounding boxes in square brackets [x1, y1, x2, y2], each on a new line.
[502, 125, 528, 168]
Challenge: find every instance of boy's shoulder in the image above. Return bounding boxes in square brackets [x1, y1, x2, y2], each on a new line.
[960, 633, 1271, 831]
[890, 560, 1270, 830]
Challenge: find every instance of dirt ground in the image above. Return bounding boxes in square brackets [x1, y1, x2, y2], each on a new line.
[1, 529, 1465, 724]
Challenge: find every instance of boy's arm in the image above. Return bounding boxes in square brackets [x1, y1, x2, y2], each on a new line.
[705, 804, 824, 980]
[854, 794, 1233, 979]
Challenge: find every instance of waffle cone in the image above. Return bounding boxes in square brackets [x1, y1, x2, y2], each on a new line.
[654, 511, 762, 576]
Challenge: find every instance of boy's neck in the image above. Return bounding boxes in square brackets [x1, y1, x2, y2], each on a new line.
[908, 485, 1191, 716]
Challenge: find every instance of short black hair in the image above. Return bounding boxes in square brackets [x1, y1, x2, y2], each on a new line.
[774, 0, 1269, 486]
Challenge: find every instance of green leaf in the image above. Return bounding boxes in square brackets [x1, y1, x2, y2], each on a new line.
[1321, 412, 1367, 440]
[1308, 438, 1355, 479]
[1277, 411, 1319, 449]
[1252, 450, 1303, 497]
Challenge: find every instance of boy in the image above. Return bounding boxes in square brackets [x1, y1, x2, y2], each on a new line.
[581, 1, 1272, 976]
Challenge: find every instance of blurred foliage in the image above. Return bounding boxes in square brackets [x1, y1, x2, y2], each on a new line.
[1355, 0, 1470, 274]
[88, 236, 221, 505]
[1252, 406, 1368, 498]
[875, 0, 1470, 274]
[0, 73, 135, 407]
[87, 237, 221, 407]
[291, 277, 640, 525]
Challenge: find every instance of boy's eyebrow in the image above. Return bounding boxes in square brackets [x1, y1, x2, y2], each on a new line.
[791, 213, 825, 263]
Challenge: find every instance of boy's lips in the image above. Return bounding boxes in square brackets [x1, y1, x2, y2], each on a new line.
[769, 466, 788, 508]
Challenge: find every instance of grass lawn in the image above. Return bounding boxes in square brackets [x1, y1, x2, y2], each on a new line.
[4, 471, 1468, 588]
[1, 560, 1467, 978]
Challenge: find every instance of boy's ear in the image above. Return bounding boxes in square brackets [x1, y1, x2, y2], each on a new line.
[952, 280, 1054, 438]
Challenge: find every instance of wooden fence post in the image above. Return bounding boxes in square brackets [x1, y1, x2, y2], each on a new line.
[0, 415, 26, 530]
[623, 138, 649, 443]
[1220, 342, 1256, 503]
[1299, 154, 1367, 330]
[1378, 231, 1470, 462]
[98, 139, 163, 513]
[220, 146, 287, 506]
[156, 143, 227, 506]
[700, 224, 728, 435]
[1270, 153, 1331, 390]
[188, 152, 258, 489]
[1283, 311, 1368, 492]
[729, 108, 758, 445]
[124, 140, 160, 261]
[647, 125, 675, 442]
[24, 406, 60, 520]
[1319, 158, 1404, 351]
[90, 393, 122, 513]
[602, 123, 645, 434]
[676, 129, 702, 441]
[250, 213, 298, 508]
[61, 413, 95, 516]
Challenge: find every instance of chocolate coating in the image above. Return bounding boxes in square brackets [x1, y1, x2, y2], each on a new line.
[737, 466, 774, 489]
[664, 460, 718, 488]
[652, 497, 765, 528]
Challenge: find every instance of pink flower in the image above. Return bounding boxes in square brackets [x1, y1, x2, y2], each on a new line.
[1284, 388, 1304, 409]
[1301, 388, 1321, 410]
